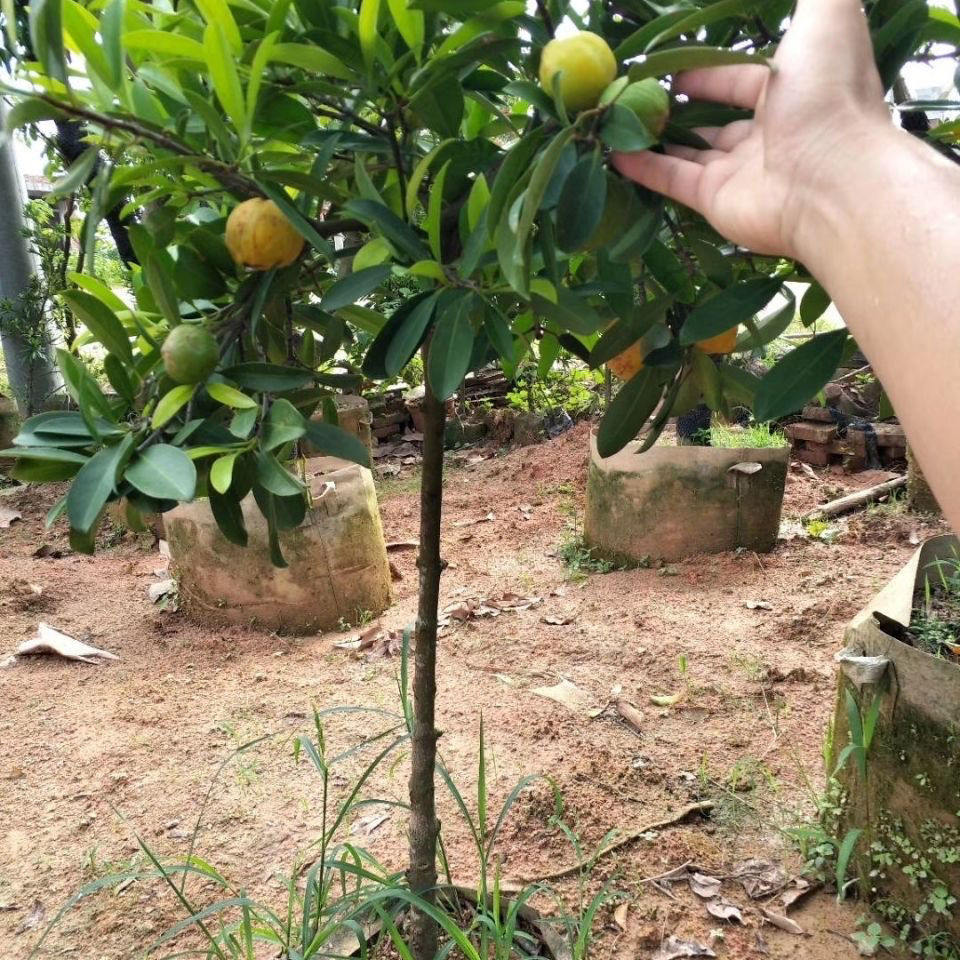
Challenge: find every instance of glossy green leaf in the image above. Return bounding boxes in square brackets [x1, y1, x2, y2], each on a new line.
[735, 287, 796, 350]
[679, 276, 783, 344]
[427, 160, 451, 260]
[487, 127, 547, 239]
[344, 198, 430, 263]
[30, 0, 67, 84]
[359, 0, 381, 69]
[125, 444, 197, 501]
[151, 384, 195, 428]
[515, 128, 576, 262]
[800, 281, 831, 327]
[596, 367, 664, 458]
[555, 150, 607, 252]
[641, 0, 759, 53]
[719, 364, 761, 408]
[220, 363, 314, 392]
[257, 181, 333, 258]
[123, 30, 206, 60]
[690, 347, 722, 410]
[270, 43, 354, 81]
[49, 147, 97, 198]
[644, 240, 695, 303]
[262, 398, 306, 450]
[427, 292, 476, 401]
[303, 422, 371, 467]
[590, 294, 674, 367]
[387, 0, 424, 51]
[66, 435, 133, 535]
[409, 78, 465, 137]
[100, 0, 125, 88]
[209, 488, 248, 546]
[385, 291, 438, 377]
[4, 97, 65, 132]
[204, 22, 246, 130]
[320, 265, 393, 311]
[255, 451, 305, 496]
[61, 291, 133, 364]
[600, 103, 657, 152]
[628, 47, 771, 83]
[532, 289, 602, 336]
[206, 381, 258, 409]
[753, 329, 848, 422]
[210, 453, 238, 494]
[362, 291, 438, 379]
[143, 252, 181, 327]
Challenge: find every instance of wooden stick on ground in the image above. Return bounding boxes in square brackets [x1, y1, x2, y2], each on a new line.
[803, 476, 906, 521]
[513, 801, 715, 884]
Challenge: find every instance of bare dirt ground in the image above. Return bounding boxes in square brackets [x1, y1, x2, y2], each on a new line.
[0, 422, 946, 959]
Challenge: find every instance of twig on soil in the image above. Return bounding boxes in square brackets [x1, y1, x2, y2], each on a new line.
[514, 801, 715, 883]
[803, 476, 906, 520]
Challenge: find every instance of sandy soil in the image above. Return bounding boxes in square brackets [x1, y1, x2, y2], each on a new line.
[0, 423, 945, 959]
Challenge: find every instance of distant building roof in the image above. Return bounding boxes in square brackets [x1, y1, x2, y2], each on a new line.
[23, 174, 53, 198]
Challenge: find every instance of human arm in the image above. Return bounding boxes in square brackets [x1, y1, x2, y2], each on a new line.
[613, 0, 960, 527]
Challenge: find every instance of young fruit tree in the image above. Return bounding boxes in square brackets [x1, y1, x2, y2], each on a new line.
[1, 0, 956, 953]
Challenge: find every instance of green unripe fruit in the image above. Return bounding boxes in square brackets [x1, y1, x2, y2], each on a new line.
[161, 324, 219, 385]
[600, 77, 670, 137]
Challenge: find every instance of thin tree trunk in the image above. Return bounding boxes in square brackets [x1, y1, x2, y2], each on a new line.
[0, 102, 64, 415]
[407, 341, 445, 960]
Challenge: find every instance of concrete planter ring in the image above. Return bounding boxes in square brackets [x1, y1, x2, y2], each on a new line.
[584, 434, 789, 564]
[166, 456, 391, 633]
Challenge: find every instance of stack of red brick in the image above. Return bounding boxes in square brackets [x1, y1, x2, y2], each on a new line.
[785, 406, 906, 470]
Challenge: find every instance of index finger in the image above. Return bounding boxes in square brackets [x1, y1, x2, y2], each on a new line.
[673, 63, 769, 109]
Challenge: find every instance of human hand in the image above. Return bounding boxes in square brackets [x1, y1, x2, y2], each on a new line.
[613, 0, 891, 260]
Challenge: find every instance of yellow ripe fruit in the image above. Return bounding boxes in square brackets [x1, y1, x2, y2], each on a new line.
[697, 326, 739, 355]
[607, 340, 646, 381]
[539, 31, 617, 113]
[225, 198, 305, 271]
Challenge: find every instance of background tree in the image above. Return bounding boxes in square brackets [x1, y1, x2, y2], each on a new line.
[0, 0, 956, 955]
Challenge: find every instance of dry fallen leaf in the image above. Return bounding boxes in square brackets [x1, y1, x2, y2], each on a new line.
[385, 540, 419, 552]
[652, 935, 716, 960]
[745, 600, 773, 611]
[759, 907, 804, 935]
[0, 507, 22, 528]
[350, 811, 391, 836]
[650, 693, 681, 707]
[389, 560, 403, 582]
[689, 873, 722, 899]
[616, 699, 644, 734]
[452, 512, 495, 527]
[15, 900, 45, 935]
[541, 614, 574, 626]
[613, 903, 629, 930]
[734, 859, 789, 898]
[148, 579, 175, 602]
[15, 624, 119, 664]
[705, 898, 744, 923]
[779, 877, 819, 911]
[531, 678, 594, 715]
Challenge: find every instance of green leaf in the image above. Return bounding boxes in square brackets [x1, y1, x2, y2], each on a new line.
[362, 291, 435, 380]
[359, 0, 381, 70]
[270, 43, 354, 81]
[753, 329, 848, 422]
[56, 348, 114, 427]
[50, 147, 98, 198]
[719, 365, 761, 408]
[143, 252, 181, 327]
[487, 127, 547, 239]
[255, 451, 305, 496]
[152, 384, 195, 429]
[515, 128, 577, 264]
[220, 362, 314, 393]
[427, 159, 450, 261]
[836, 828, 862, 901]
[735, 287, 796, 350]
[427, 292, 476, 401]
[123, 30, 206, 60]
[483, 303, 514, 362]
[596, 368, 665, 458]
[256, 181, 333, 259]
[409, 78, 465, 137]
[320, 265, 393, 311]
[206, 382, 258, 409]
[262, 398, 306, 451]
[628, 47, 771, 83]
[209, 488, 248, 546]
[690, 347, 722, 410]
[30, 0, 67, 84]
[384, 291, 438, 377]
[4, 97, 65, 132]
[644, 240, 694, 303]
[204, 22, 246, 130]
[66, 272, 128, 312]
[466, 173, 490, 231]
[679, 277, 783, 344]
[555, 150, 607, 253]
[344, 198, 430, 263]
[210, 453, 238, 494]
[387, 0, 424, 50]
[100, 0, 125, 88]
[303, 422, 371, 467]
[590, 294, 674, 367]
[125, 444, 197, 501]
[104, 355, 135, 405]
[532, 289, 602, 336]
[600, 103, 656, 152]
[799, 282, 831, 327]
[66, 435, 133, 535]
[640, 0, 759, 53]
[689, 238, 733, 288]
[61, 290, 133, 364]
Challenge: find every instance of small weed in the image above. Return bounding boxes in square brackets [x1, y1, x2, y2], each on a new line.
[852, 918, 897, 956]
[558, 512, 618, 579]
[708, 421, 789, 449]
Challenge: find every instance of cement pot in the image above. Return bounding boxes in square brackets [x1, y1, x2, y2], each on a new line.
[584, 435, 788, 564]
[307, 394, 373, 455]
[165, 456, 391, 633]
[0, 396, 19, 473]
[831, 534, 960, 942]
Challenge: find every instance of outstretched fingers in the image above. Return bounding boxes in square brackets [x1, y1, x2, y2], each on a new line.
[673, 64, 769, 108]
[612, 150, 705, 214]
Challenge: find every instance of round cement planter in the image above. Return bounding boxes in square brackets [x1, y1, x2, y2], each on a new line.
[165, 456, 391, 633]
[832, 534, 960, 942]
[584, 435, 788, 564]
